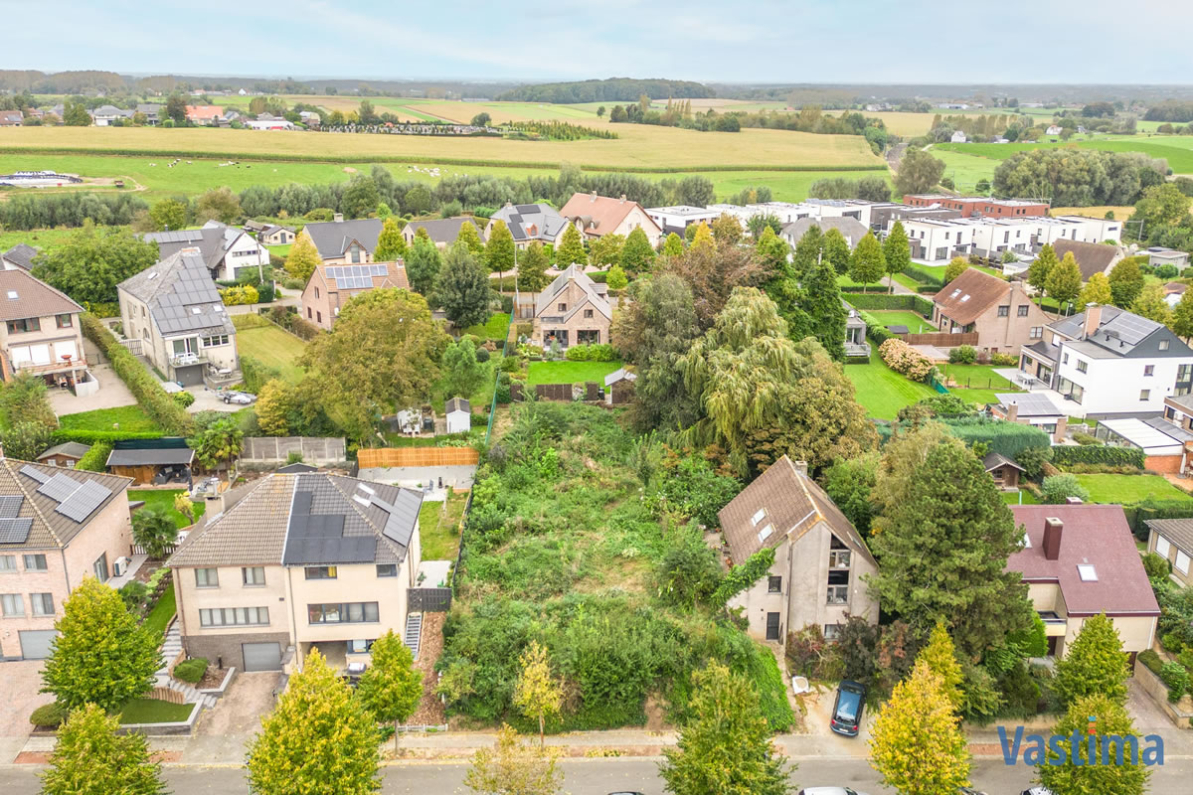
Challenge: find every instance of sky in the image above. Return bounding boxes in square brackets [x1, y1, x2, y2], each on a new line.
[3, 0, 1193, 85]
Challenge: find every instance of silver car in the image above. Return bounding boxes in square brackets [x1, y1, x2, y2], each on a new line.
[798, 789, 870, 795]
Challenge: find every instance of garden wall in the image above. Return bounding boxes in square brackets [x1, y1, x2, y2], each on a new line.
[357, 447, 479, 468]
[241, 436, 346, 465]
[1133, 657, 1193, 729]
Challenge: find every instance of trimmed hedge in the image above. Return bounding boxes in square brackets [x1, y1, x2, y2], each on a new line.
[174, 657, 209, 684]
[844, 293, 935, 317]
[942, 417, 1051, 459]
[1127, 497, 1193, 539]
[51, 428, 164, 444]
[1052, 445, 1146, 469]
[29, 702, 68, 728]
[81, 314, 193, 436]
[75, 441, 114, 472]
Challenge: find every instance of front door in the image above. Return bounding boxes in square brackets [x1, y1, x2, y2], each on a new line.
[765, 612, 781, 641]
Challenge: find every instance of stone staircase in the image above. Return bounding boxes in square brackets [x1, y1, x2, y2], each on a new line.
[404, 612, 423, 661]
[155, 622, 217, 709]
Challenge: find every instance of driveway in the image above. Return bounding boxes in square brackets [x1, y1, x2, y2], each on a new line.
[193, 672, 278, 737]
[48, 361, 138, 417]
[185, 386, 246, 415]
[0, 661, 51, 762]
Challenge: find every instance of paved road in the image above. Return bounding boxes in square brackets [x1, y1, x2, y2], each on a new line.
[3, 756, 1191, 794]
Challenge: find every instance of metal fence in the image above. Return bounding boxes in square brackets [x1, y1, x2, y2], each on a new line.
[408, 587, 453, 612]
[241, 436, 346, 465]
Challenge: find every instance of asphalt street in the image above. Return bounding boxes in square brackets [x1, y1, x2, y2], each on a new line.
[3, 756, 1192, 794]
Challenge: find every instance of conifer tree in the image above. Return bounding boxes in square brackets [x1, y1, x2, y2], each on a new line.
[1053, 613, 1131, 706]
[484, 220, 515, 287]
[662, 232, 685, 259]
[621, 227, 657, 275]
[374, 216, 407, 261]
[555, 224, 587, 266]
[1038, 694, 1150, 795]
[823, 227, 852, 276]
[517, 242, 551, 292]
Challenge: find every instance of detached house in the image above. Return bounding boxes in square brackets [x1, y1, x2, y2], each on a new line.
[301, 261, 409, 330]
[532, 265, 611, 348]
[168, 472, 424, 672]
[0, 458, 133, 660]
[487, 203, 571, 248]
[142, 221, 269, 283]
[0, 270, 88, 389]
[401, 217, 484, 250]
[1145, 518, 1193, 587]
[1, 244, 38, 271]
[300, 217, 382, 265]
[781, 217, 869, 249]
[933, 268, 1050, 354]
[256, 225, 295, 247]
[559, 192, 663, 248]
[718, 456, 878, 644]
[117, 250, 240, 388]
[1051, 239, 1125, 282]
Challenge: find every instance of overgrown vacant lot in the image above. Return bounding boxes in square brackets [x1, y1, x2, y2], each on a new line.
[438, 402, 791, 733]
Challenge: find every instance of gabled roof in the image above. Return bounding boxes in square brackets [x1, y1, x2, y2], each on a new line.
[0, 269, 82, 322]
[445, 397, 470, 414]
[490, 203, 569, 242]
[303, 219, 383, 259]
[313, 262, 409, 293]
[534, 264, 612, 321]
[558, 193, 661, 238]
[1050, 305, 1190, 358]
[1009, 505, 1159, 617]
[982, 451, 1024, 473]
[934, 268, 1012, 326]
[1052, 240, 1122, 281]
[2, 243, 38, 270]
[1146, 518, 1193, 557]
[0, 458, 131, 551]
[117, 250, 234, 337]
[142, 223, 248, 273]
[781, 217, 869, 247]
[403, 217, 483, 245]
[718, 456, 875, 568]
[36, 442, 91, 461]
[604, 367, 637, 386]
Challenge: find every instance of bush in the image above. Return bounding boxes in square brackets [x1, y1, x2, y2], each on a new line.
[1160, 661, 1189, 701]
[859, 310, 895, 345]
[219, 284, 259, 306]
[1162, 633, 1185, 654]
[81, 301, 121, 318]
[844, 293, 935, 316]
[1139, 648, 1164, 676]
[172, 391, 195, 408]
[990, 352, 1018, 366]
[589, 343, 616, 362]
[1051, 445, 1145, 469]
[173, 657, 210, 684]
[499, 356, 522, 373]
[941, 417, 1051, 460]
[948, 345, 977, 364]
[565, 344, 591, 361]
[1071, 432, 1102, 446]
[1142, 551, 1171, 579]
[119, 580, 149, 611]
[29, 702, 68, 729]
[74, 441, 114, 472]
[475, 347, 491, 363]
[1014, 444, 1053, 480]
[879, 338, 935, 382]
[1041, 473, 1091, 504]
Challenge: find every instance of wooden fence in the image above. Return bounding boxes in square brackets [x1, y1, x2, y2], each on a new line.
[146, 686, 186, 705]
[900, 331, 979, 347]
[357, 447, 479, 468]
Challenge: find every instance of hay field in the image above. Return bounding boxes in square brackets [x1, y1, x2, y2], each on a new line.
[1051, 205, 1136, 220]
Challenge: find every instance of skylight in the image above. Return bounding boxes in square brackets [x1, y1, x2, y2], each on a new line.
[147, 272, 158, 280]
[960, 294, 971, 302]
[757, 524, 774, 543]
[5, 291, 17, 300]
[750, 508, 766, 527]
[1077, 563, 1098, 582]
[191, 307, 201, 314]
[951, 289, 962, 298]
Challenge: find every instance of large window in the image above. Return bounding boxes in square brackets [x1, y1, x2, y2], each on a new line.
[195, 568, 219, 588]
[6, 318, 40, 334]
[0, 555, 16, 573]
[304, 566, 338, 580]
[1178, 551, 1191, 576]
[376, 564, 397, 578]
[199, 606, 270, 627]
[30, 593, 54, 616]
[1, 593, 22, 617]
[242, 567, 266, 586]
[308, 602, 379, 624]
[201, 334, 229, 348]
[23, 554, 47, 571]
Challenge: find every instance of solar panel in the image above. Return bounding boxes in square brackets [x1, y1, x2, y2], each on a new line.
[19, 465, 50, 484]
[0, 517, 33, 544]
[37, 473, 81, 503]
[55, 480, 113, 523]
[0, 495, 24, 518]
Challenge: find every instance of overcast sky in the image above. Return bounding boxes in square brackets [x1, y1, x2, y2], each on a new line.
[3, 0, 1192, 84]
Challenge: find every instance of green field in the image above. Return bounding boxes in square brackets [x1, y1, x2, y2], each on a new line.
[844, 358, 937, 420]
[870, 310, 936, 332]
[936, 135, 1193, 175]
[232, 320, 307, 382]
[129, 489, 206, 529]
[526, 360, 623, 386]
[58, 404, 159, 432]
[937, 364, 1015, 391]
[1073, 474, 1193, 504]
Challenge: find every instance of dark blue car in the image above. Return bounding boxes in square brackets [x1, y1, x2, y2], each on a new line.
[830, 680, 866, 737]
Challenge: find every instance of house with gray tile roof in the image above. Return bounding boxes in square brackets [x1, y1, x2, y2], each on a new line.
[401, 217, 484, 250]
[0, 457, 134, 660]
[532, 264, 611, 349]
[486, 203, 570, 248]
[300, 217, 383, 264]
[168, 472, 426, 672]
[117, 250, 239, 388]
[1, 244, 38, 271]
[141, 221, 269, 282]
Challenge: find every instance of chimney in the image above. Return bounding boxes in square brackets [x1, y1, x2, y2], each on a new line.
[1065, 496, 1084, 505]
[590, 190, 597, 201]
[1006, 403, 1019, 422]
[619, 194, 627, 203]
[1083, 303, 1102, 339]
[1043, 518, 1063, 561]
[793, 460, 808, 477]
[1053, 416, 1068, 444]
[334, 212, 344, 223]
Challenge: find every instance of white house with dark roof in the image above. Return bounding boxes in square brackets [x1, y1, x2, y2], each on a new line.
[141, 221, 268, 283]
[487, 203, 571, 248]
[168, 472, 425, 672]
[117, 250, 240, 387]
[299, 217, 383, 265]
[532, 264, 612, 348]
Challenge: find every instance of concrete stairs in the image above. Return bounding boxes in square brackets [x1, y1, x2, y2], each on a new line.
[404, 612, 423, 661]
[155, 623, 217, 709]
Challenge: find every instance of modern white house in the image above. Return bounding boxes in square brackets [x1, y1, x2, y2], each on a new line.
[644, 205, 721, 236]
[142, 221, 270, 283]
[950, 130, 968, 143]
[1018, 304, 1193, 419]
[893, 216, 1123, 263]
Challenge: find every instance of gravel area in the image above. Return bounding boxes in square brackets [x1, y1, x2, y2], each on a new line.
[406, 612, 447, 727]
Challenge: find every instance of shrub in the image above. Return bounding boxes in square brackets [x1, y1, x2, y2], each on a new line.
[74, 441, 114, 472]
[172, 391, 195, 408]
[990, 352, 1018, 366]
[1139, 649, 1164, 676]
[500, 356, 522, 373]
[119, 580, 149, 612]
[785, 624, 827, 678]
[948, 345, 977, 365]
[879, 338, 935, 382]
[1071, 432, 1102, 446]
[588, 343, 617, 362]
[941, 417, 1051, 460]
[1051, 445, 1145, 469]
[1160, 661, 1189, 701]
[859, 310, 895, 345]
[29, 702, 68, 728]
[1015, 444, 1053, 480]
[475, 347, 491, 363]
[1142, 552, 1171, 579]
[1162, 633, 1185, 654]
[514, 322, 533, 339]
[565, 344, 591, 361]
[1041, 473, 1091, 504]
[173, 657, 210, 684]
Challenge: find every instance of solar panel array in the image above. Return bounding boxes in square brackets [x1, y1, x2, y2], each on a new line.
[19, 465, 50, 484]
[0, 518, 32, 544]
[282, 490, 377, 566]
[0, 495, 24, 518]
[327, 265, 388, 290]
[153, 254, 229, 335]
[56, 480, 113, 523]
[38, 473, 81, 503]
[1104, 312, 1161, 346]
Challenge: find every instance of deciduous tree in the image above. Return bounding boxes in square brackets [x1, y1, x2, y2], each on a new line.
[605, 264, 628, 291]
[1037, 695, 1150, 795]
[1079, 272, 1113, 307]
[1053, 613, 1131, 706]
[405, 236, 443, 297]
[801, 256, 848, 360]
[823, 227, 852, 276]
[437, 242, 492, 329]
[194, 187, 241, 225]
[882, 221, 911, 293]
[41, 704, 166, 795]
[187, 416, 243, 472]
[341, 174, 379, 219]
[356, 630, 423, 753]
[944, 256, 969, 285]
[820, 453, 879, 536]
[464, 724, 562, 795]
[848, 232, 885, 292]
[754, 226, 789, 272]
[516, 242, 551, 292]
[1131, 282, 1173, 325]
[514, 641, 562, 747]
[588, 232, 625, 268]
[711, 213, 743, 244]
[374, 216, 406, 261]
[1133, 182, 1192, 230]
[790, 224, 824, 280]
[1027, 244, 1058, 306]
[1109, 257, 1146, 308]
[662, 232, 685, 259]
[441, 337, 487, 400]
[620, 227, 656, 275]
[918, 622, 965, 710]
[284, 234, 322, 283]
[254, 379, 293, 436]
[41, 578, 162, 710]
[893, 148, 947, 196]
[148, 198, 187, 232]
[484, 220, 515, 284]
[1046, 251, 1083, 309]
[555, 224, 587, 266]
[32, 221, 162, 304]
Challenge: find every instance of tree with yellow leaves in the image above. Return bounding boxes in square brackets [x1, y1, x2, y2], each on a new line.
[513, 640, 562, 747]
[917, 621, 964, 711]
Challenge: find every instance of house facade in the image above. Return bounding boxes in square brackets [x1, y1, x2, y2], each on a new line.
[1148, 247, 1191, 271]
[142, 222, 270, 283]
[117, 250, 240, 388]
[559, 192, 662, 248]
[168, 472, 424, 672]
[0, 458, 133, 660]
[0, 270, 88, 388]
[300, 217, 382, 265]
[933, 268, 1050, 354]
[301, 262, 410, 330]
[902, 195, 1050, 219]
[532, 265, 611, 348]
[258, 225, 295, 246]
[1145, 519, 1193, 587]
[644, 205, 721, 236]
[718, 456, 879, 644]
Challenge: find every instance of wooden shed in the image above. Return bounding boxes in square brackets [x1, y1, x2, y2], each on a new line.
[106, 440, 195, 486]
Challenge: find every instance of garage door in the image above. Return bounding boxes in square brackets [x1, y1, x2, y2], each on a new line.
[242, 642, 282, 672]
[174, 364, 205, 387]
[19, 630, 57, 659]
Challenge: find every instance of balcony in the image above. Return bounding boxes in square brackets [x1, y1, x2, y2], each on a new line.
[170, 351, 209, 368]
[1038, 610, 1067, 637]
[12, 357, 86, 375]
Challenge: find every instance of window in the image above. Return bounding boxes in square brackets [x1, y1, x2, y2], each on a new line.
[1030, 326, 1043, 339]
[1077, 564, 1098, 582]
[750, 508, 767, 527]
[1160, 340, 1171, 351]
[1, 594, 22, 616]
[315, 287, 320, 299]
[1076, 359, 1088, 373]
[23, 554, 46, 572]
[0, 555, 15, 573]
[307, 307, 312, 319]
[1144, 365, 1155, 377]
[584, 309, 593, 319]
[201, 334, 229, 347]
[348, 639, 376, 654]
[1062, 353, 1069, 364]
[350, 245, 361, 264]
[304, 566, 337, 580]
[93, 553, 108, 583]
[307, 602, 379, 624]
[242, 567, 266, 586]
[195, 568, 219, 588]
[827, 585, 850, 605]
[823, 623, 842, 642]
[557, 303, 567, 312]
[1157, 535, 1171, 558]
[829, 550, 852, 569]
[1180, 364, 1193, 382]
[1178, 551, 1191, 576]
[30, 593, 54, 616]
[1018, 305, 1030, 317]
[6, 318, 40, 334]
[316, 311, 322, 324]
[767, 576, 782, 593]
[199, 606, 270, 627]
[376, 564, 397, 578]
[1141, 389, 1151, 401]
[997, 305, 1009, 318]
[55, 314, 73, 328]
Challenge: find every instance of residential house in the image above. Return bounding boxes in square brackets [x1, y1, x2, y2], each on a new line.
[990, 392, 1068, 442]
[781, 217, 869, 249]
[1, 244, 38, 271]
[117, 250, 240, 387]
[902, 195, 1050, 219]
[90, 105, 132, 126]
[244, 115, 294, 131]
[400, 217, 484, 250]
[135, 104, 161, 125]
[168, 472, 424, 672]
[1051, 239, 1125, 281]
[300, 261, 409, 330]
[1009, 505, 1159, 661]
[644, 205, 721, 236]
[950, 130, 968, 143]
[1145, 519, 1193, 587]
[0, 111, 24, 127]
[718, 456, 879, 643]
[185, 105, 230, 125]
[932, 268, 1050, 354]
[532, 264, 611, 348]
[0, 270, 89, 389]
[1018, 304, 1193, 419]
[559, 192, 663, 248]
[445, 398, 470, 435]
[257, 225, 295, 247]
[0, 458, 133, 660]
[1046, 125, 1064, 136]
[36, 443, 91, 469]
[604, 368, 637, 405]
[983, 451, 1024, 489]
[1148, 246, 1190, 272]
[300, 217, 383, 265]
[896, 216, 1121, 263]
[298, 111, 321, 127]
[141, 221, 270, 282]
[105, 440, 195, 486]
[487, 203, 571, 248]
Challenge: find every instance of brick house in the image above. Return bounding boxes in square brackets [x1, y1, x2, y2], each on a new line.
[933, 268, 1050, 354]
[903, 195, 1050, 218]
[559, 192, 663, 248]
[301, 262, 410, 330]
[532, 265, 611, 348]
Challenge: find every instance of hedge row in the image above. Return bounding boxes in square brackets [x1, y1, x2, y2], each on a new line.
[943, 417, 1051, 459]
[80, 314, 193, 436]
[1126, 498, 1193, 538]
[1052, 445, 1146, 469]
[859, 310, 896, 345]
[74, 442, 113, 472]
[844, 293, 935, 317]
[51, 428, 164, 444]
[903, 267, 946, 288]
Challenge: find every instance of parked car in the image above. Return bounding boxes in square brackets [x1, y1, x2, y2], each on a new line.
[830, 680, 866, 737]
[797, 788, 869, 795]
[221, 390, 256, 405]
[959, 788, 988, 795]
[1020, 789, 1055, 795]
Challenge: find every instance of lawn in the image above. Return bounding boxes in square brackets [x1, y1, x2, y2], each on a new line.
[464, 313, 512, 343]
[1001, 490, 1040, 505]
[844, 358, 937, 421]
[265, 243, 292, 259]
[526, 360, 623, 386]
[0, 227, 89, 257]
[143, 582, 176, 639]
[58, 405, 159, 433]
[232, 318, 307, 383]
[418, 491, 467, 562]
[937, 364, 1015, 392]
[129, 489, 206, 529]
[118, 696, 194, 725]
[870, 310, 936, 333]
[1073, 474, 1193, 504]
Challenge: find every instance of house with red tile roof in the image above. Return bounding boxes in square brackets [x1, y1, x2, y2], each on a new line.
[1008, 504, 1158, 662]
[558, 192, 662, 249]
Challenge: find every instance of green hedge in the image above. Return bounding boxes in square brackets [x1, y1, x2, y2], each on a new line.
[1052, 445, 1146, 469]
[933, 417, 1050, 459]
[1127, 497, 1193, 538]
[74, 442, 113, 472]
[844, 293, 935, 317]
[173, 657, 209, 684]
[50, 428, 164, 444]
[859, 310, 896, 345]
[80, 314, 193, 436]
